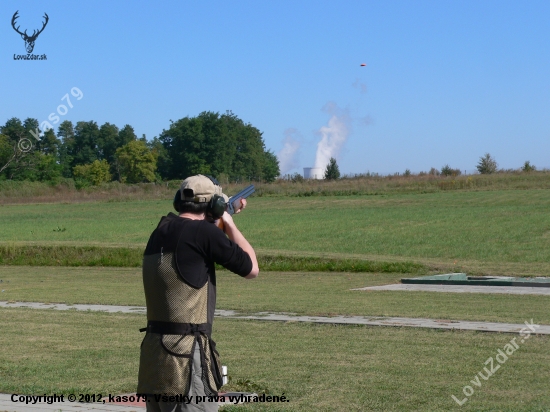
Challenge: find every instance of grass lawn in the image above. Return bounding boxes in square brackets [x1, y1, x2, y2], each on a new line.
[1, 186, 549, 410]
[1, 190, 549, 276]
[0, 308, 548, 411]
[1, 266, 549, 325]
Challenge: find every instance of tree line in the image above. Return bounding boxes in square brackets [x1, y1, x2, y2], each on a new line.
[0, 111, 280, 186]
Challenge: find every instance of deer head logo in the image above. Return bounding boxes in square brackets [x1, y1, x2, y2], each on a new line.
[11, 11, 49, 54]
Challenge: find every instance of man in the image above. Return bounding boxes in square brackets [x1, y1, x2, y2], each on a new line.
[137, 174, 259, 412]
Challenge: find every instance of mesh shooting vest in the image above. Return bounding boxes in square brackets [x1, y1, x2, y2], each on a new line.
[137, 250, 223, 396]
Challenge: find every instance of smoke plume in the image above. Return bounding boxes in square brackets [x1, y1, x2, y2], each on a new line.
[314, 102, 351, 170]
[277, 128, 301, 175]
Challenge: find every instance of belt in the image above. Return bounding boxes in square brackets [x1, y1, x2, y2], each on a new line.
[140, 320, 211, 335]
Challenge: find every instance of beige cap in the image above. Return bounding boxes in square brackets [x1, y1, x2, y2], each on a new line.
[179, 175, 227, 203]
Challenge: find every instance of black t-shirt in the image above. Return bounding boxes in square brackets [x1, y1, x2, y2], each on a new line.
[144, 213, 253, 288]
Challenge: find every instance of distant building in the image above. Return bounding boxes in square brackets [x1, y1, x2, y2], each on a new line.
[303, 167, 323, 179]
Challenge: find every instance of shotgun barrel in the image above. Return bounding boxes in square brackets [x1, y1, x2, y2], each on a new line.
[226, 185, 255, 215]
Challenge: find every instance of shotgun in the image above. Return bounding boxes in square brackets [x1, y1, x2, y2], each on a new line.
[226, 184, 255, 215]
[216, 184, 255, 230]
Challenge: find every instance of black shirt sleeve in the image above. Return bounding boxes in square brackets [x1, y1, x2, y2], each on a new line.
[175, 220, 253, 288]
[198, 221, 253, 276]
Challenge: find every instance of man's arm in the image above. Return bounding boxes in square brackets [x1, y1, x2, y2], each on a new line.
[220, 211, 259, 279]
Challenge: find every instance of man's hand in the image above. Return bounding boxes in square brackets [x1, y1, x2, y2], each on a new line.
[220, 210, 235, 229]
[233, 198, 247, 214]
[212, 198, 245, 228]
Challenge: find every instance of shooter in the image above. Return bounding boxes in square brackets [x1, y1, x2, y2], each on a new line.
[137, 174, 259, 412]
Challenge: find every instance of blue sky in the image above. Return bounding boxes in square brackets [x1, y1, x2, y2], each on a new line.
[1, 0, 549, 175]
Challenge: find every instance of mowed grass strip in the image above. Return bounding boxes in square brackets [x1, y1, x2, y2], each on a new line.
[0, 245, 143, 267]
[0, 308, 549, 411]
[257, 255, 423, 273]
[0, 245, 424, 273]
[1, 266, 549, 324]
[1, 189, 549, 268]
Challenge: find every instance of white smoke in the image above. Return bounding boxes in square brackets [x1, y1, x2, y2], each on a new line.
[277, 128, 301, 175]
[314, 103, 351, 170]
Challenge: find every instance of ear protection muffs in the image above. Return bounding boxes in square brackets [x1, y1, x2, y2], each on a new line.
[207, 194, 227, 219]
[173, 189, 183, 213]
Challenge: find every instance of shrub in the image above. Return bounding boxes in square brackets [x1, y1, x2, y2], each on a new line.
[477, 153, 498, 174]
[441, 165, 462, 176]
[324, 157, 340, 180]
[73, 159, 112, 185]
[115, 140, 158, 183]
[290, 173, 304, 183]
[521, 161, 536, 173]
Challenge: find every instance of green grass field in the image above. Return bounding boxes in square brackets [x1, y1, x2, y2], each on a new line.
[0, 309, 548, 411]
[1, 267, 549, 325]
[1, 189, 550, 274]
[1, 185, 550, 410]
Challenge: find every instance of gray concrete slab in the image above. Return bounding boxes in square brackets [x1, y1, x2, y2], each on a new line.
[0, 301, 147, 314]
[225, 312, 550, 335]
[1, 301, 549, 335]
[353, 283, 550, 295]
[0, 393, 144, 412]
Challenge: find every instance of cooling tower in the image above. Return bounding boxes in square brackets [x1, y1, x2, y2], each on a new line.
[303, 167, 323, 180]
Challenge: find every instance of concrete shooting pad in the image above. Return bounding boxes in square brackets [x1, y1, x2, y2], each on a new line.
[354, 273, 550, 296]
[354, 283, 550, 296]
[401, 273, 550, 287]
